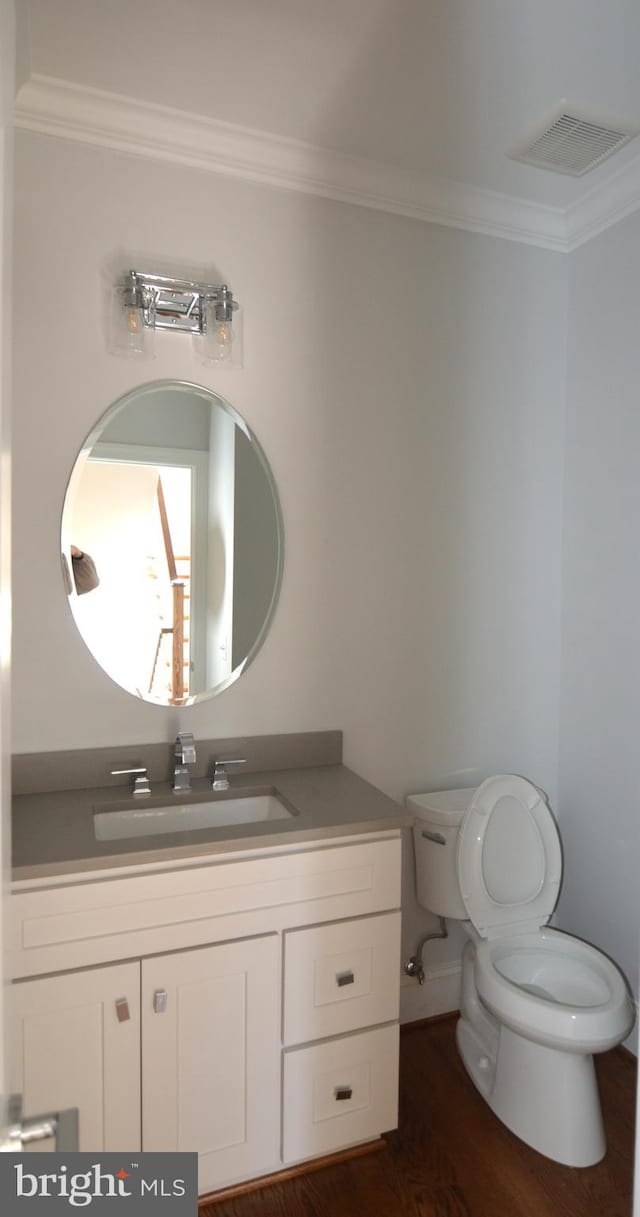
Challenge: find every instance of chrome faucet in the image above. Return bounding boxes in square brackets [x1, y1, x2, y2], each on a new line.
[173, 732, 196, 793]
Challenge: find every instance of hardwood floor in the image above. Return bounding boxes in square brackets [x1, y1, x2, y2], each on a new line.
[201, 1016, 637, 1217]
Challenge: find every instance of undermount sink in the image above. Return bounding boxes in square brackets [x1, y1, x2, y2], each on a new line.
[94, 793, 295, 842]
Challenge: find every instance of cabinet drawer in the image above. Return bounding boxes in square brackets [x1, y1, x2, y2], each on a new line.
[282, 1024, 399, 1164]
[283, 912, 400, 1045]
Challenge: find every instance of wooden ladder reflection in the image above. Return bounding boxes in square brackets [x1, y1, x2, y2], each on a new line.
[149, 477, 188, 704]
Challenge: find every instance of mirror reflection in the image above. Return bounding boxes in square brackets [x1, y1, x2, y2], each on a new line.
[62, 381, 284, 706]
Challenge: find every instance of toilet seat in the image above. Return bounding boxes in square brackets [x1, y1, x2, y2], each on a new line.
[457, 775, 562, 937]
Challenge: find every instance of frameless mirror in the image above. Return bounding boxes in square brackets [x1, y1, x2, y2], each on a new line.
[61, 380, 284, 706]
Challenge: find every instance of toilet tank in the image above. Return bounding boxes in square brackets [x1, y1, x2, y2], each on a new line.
[407, 788, 475, 920]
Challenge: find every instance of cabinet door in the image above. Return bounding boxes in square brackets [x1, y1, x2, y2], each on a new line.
[10, 962, 141, 1151]
[142, 935, 280, 1194]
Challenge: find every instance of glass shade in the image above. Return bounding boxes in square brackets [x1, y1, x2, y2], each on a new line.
[109, 286, 155, 358]
[200, 298, 243, 367]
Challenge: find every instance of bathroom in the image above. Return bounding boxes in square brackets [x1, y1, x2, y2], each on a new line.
[0, 0, 639, 1211]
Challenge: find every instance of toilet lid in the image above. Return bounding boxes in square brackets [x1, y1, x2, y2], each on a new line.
[457, 775, 562, 938]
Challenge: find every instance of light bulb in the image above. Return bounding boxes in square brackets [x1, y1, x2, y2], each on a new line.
[126, 306, 143, 335]
[122, 302, 147, 353]
[212, 318, 233, 360]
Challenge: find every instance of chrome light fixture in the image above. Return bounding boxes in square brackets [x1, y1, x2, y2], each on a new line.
[112, 270, 241, 364]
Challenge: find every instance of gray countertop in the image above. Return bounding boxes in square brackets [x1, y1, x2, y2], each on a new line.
[12, 764, 411, 882]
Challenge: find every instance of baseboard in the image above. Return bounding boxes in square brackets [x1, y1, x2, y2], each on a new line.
[400, 960, 462, 1024]
[198, 1139, 386, 1207]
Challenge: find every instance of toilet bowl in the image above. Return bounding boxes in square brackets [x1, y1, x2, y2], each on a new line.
[408, 775, 635, 1166]
[476, 927, 632, 1052]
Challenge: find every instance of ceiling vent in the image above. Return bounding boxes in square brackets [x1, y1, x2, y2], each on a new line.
[508, 101, 640, 177]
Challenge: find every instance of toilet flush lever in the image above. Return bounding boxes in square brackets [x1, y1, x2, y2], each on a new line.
[421, 829, 446, 845]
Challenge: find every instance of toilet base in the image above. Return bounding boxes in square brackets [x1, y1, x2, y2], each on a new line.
[457, 940, 607, 1166]
[457, 1016, 606, 1166]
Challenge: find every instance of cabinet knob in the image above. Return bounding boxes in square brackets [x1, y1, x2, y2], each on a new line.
[336, 970, 355, 987]
[153, 989, 168, 1014]
[115, 997, 130, 1022]
[334, 1086, 353, 1102]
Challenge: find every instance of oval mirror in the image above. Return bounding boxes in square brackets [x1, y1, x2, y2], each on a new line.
[61, 380, 284, 706]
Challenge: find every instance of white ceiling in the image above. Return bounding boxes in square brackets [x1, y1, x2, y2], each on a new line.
[17, 0, 640, 216]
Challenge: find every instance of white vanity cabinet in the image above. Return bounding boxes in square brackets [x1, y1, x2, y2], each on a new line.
[10, 832, 401, 1195]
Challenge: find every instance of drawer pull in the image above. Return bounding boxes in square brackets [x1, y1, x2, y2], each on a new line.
[421, 829, 446, 845]
[336, 970, 355, 987]
[115, 998, 130, 1022]
[334, 1086, 353, 1102]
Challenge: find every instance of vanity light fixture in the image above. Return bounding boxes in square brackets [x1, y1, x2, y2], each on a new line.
[112, 269, 241, 364]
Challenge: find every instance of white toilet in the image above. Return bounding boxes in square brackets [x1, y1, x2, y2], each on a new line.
[408, 774, 634, 1166]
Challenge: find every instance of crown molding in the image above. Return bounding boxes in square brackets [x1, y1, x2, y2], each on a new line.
[14, 75, 640, 253]
[15, 75, 569, 251]
[565, 148, 640, 250]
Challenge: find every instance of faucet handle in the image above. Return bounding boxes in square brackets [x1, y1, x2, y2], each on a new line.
[175, 732, 196, 765]
[111, 766, 151, 797]
[211, 758, 246, 791]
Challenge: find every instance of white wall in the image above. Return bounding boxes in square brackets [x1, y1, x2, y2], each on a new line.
[0, 0, 14, 1122]
[11, 130, 568, 1003]
[558, 210, 640, 1052]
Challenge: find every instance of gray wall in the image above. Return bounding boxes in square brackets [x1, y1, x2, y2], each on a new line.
[558, 209, 640, 1050]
